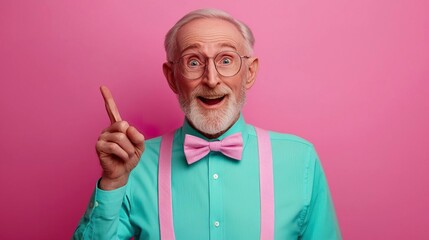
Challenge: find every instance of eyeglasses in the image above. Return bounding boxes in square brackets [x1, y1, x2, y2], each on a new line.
[170, 51, 250, 80]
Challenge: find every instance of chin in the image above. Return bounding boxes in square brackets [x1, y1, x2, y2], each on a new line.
[190, 105, 237, 135]
[180, 97, 242, 135]
[178, 83, 247, 136]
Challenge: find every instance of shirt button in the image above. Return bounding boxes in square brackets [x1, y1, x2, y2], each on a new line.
[214, 221, 220, 227]
[90, 201, 99, 208]
[213, 173, 219, 180]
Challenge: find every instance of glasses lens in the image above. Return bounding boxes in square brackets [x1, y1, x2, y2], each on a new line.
[214, 52, 242, 77]
[179, 54, 205, 80]
[177, 51, 243, 80]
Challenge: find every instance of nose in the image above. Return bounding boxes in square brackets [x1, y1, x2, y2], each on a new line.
[201, 59, 221, 88]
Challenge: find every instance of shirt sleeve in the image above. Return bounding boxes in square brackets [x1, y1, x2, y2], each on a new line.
[73, 181, 134, 239]
[299, 149, 342, 240]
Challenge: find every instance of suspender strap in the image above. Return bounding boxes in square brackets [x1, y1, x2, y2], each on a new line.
[158, 128, 274, 239]
[158, 131, 175, 240]
[255, 127, 275, 239]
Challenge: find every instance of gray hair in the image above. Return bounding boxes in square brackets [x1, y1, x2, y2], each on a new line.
[164, 8, 255, 62]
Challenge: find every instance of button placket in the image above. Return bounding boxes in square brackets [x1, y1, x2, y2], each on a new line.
[208, 152, 224, 239]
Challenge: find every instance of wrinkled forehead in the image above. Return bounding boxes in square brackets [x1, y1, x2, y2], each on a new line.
[176, 18, 246, 55]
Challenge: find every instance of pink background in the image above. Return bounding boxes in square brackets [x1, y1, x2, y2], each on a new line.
[1, 0, 428, 239]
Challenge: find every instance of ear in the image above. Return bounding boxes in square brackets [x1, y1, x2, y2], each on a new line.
[163, 62, 178, 94]
[244, 57, 259, 90]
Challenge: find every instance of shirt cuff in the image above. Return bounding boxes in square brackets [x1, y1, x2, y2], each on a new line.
[92, 181, 128, 218]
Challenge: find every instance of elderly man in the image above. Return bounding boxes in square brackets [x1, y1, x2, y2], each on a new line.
[74, 8, 341, 240]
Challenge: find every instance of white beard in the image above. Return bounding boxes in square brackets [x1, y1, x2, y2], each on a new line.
[178, 82, 246, 135]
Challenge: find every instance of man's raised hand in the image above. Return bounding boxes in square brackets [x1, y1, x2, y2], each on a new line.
[96, 86, 145, 190]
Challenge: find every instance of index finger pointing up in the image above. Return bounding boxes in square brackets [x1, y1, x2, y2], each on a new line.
[100, 85, 122, 123]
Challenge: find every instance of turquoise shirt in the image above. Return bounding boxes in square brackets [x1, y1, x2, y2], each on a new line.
[74, 115, 341, 239]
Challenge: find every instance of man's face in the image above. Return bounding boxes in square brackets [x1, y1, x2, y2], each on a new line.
[164, 18, 258, 136]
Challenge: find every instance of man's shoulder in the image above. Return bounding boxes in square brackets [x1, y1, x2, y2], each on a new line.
[269, 130, 313, 147]
[247, 124, 314, 148]
[145, 135, 163, 145]
[141, 135, 163, 153]
[142, 130, 180, 151]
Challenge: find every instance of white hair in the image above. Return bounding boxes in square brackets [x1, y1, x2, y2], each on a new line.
[164, 8, 255, 62]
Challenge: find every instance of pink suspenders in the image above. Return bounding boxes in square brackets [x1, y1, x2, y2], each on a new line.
[255, 127, 275, 239]
[158, 132, 175, 240]
[158, 128, 274, 239]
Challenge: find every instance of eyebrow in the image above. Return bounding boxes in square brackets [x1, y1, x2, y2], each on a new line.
[180, 44, 201, 54]
[180, 43, 238, 55]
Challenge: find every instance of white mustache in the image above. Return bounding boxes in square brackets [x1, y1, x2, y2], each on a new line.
[191, 85, 231, 98]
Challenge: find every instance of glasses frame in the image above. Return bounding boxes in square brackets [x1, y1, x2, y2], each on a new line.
[170, 51, 250, 80]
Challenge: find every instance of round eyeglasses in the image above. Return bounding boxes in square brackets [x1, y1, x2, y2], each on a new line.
[170, 51, 250, 80]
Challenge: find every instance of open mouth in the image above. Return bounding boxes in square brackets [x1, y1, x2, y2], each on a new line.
[198, 95, 226, 106]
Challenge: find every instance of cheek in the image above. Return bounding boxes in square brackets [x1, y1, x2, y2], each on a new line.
[176, 80, 197, 97]
[227, 76, 247, 95]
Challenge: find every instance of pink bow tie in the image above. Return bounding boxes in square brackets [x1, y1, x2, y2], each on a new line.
[183, 133, 243, 164]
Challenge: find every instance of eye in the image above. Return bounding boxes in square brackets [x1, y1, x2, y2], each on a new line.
[221, 58, 232, 65]
[216, 53, 235, 66]
[186, 57, 203, 68]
